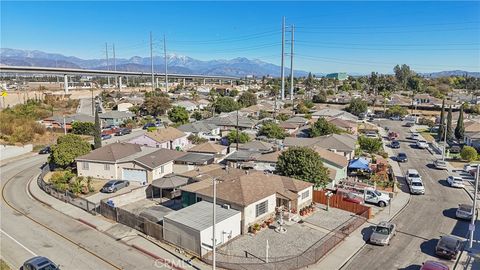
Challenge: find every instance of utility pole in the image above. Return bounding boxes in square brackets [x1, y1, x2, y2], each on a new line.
[105, 43, 110, 87]
[113, 43, 117, 89]
[280, 16, 285, 101]
[212, 176, 217, 270]
[150, 31, 155, 92]
[236, 109, 239, 151]
[164, 34, 168, 93]
[289, 24, 294, 102]
[469, 165, 479, 249]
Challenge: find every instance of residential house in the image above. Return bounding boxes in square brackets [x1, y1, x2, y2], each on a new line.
[253, 151, 281, 172]
[238, 140, 274, 153]
[194, 172, 313, 233]
[174, 100, 198, 112]
[116, 102, 134, 112]
[163, 201, 241, 257]
[76, 142, 186, 184]
[284, 133, 356, 160]
[326, 117, 357, 134]
[173, 153, 215, 173]
[285, 116, 309, 126]
[279, 121, 300, 135]
[311, 108, 358, 122]
[42, 113, 97, 130]
[312, 146, 348, 185]
[187, 142, 228, 162]
[129, 127, 189, 150]
[99, 111, 134, 126]
[178, 121, 221, 141]
[465, 132, 480, 151]
[204, 112, 256, 134]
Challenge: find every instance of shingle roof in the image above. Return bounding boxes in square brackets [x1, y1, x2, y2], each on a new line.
[145, 127, 186, 143]
[99, 111, 134, 119]
[204, 113, 256, 128]
[224, 150, 261, 161]
[256, 151, 282, 163]
[284, 134, 356, 152]
[312, 109, 358, 121]
[134, 149, 187, 170]
[285, 116, 309, 124]
[326, 117, 357, 129]
[187, 142, 227, 154]
[76, 142, 141, 162]
[164, 201, 240, 232]
[174, 153, 214, 164]
[312, 146, 348, 168]
[178, 164, 245, 182]
[195, 172, 312, 207]
[177, 121, 218, 133]
[238, 140, 274, 152]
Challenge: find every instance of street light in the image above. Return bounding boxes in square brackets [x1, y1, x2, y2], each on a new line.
[469, 165, 479, 249]
[201, 173, 218, 270]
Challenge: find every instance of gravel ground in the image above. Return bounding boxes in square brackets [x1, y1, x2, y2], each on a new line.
[304, 205, 355, 231]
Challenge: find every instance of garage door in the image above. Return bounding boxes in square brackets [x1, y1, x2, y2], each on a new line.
[122, 168, 147, 183]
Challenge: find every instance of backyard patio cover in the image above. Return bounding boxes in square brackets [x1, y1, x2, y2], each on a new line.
[348, 158, 370, 171]
[151, 175, 189, 189]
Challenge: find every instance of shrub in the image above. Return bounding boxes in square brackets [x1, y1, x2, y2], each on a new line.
[460, 146, 478, 162]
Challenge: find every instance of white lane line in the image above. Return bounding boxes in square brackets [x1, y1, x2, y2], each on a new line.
[0, 228, 37, 256]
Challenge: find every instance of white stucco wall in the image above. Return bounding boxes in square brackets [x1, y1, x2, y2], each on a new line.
[152, 161, 174, 179]
[171, 136, 189, 150]
[243, 193, 276, 229]
[296, 186, 313, 209]
[77, 161, 117, 180]
[199, 212, 241, 256]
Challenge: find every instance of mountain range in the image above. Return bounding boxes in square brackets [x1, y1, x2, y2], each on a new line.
[0, 48, 478, 78]
[0, 48, 309, 77]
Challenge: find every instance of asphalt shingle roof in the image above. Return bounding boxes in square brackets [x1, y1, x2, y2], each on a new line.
[76, 142, 142, 162]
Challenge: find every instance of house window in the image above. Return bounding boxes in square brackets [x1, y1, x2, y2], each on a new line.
[255, 200, 268, 217]
[301, 190, 310, 199]
[104, 164, 110, 170]
[197, 197, 202, 202]
[82, 162, 89, 170]
[160, 165, 164, 174]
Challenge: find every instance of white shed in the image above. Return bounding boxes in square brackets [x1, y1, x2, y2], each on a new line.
[163, 201, 241, 257]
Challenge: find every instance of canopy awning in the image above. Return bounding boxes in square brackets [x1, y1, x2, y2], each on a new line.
[151, 175, 189, 189]
[348, 158, 370, 171]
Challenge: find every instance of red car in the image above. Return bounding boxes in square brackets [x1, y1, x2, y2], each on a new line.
[420, 261, 449, 270]
[338, 190, 363, 204]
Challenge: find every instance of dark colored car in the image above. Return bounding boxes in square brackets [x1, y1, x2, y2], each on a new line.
[38, 146, 51, 154]
[142, 122, 156, 130]
[101, 134, 112, 140]
[23, 256, 59, 270]
[435, 235, 463, 260]
[420, 261, 449, 270]
[115, 128, 132, 136]
[449, 145, 461, 154]
[396, 152, 408, 162]
[101, 180, 130, 193]
[390, 140, 400, 149]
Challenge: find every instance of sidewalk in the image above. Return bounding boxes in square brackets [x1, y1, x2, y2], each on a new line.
[313, 125, 411, 270]
[28, 176, 210, 270]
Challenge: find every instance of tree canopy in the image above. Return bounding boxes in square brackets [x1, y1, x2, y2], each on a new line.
[50, 134, 91, 168]
[168, 106, 189, 124]
[72, 121, 95, 136]
[93, 109, 101, 149]
[277, 147, 330, 188]
[358, 136, 383, 154]
[460, 146, 478, 162]
[238, 91, 257, 108]
[310, 117, 342, 137]
[386, 105, 409, 117]
[258, 121, 287, 139]
[226, 130, 250, 144]
[346, 98, 368, 116]
[455, 105, 465, 140]
[214, 97, 240, 113]
[143, 96, 171, 116]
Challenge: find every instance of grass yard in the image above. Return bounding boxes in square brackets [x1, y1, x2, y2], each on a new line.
[0, 259, 12, 270]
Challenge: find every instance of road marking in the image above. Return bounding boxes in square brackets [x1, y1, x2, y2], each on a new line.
[0, 228, 37, 256]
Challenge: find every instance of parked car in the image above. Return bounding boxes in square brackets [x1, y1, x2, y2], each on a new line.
[446, 176, 464, 188]
[363, 188, 391, 207]
[339, 191, 363, 204]
[416, 140, 429, 149]
[449, 145, 461, 154]
[115, 128, 132, 136]
[407, 169, 422, 183]
[435, 235, 463, 260]
[365, 131, 378, 138]
[388, 131, 399, 141]
[404, 121, 415, 127]
[464, 164, 479, 177]
[396, 152, 408, 162]
[390, 140, 400, 149]
[456, 204, 474, 220]
[433, 159, 448, 170]
[142, 122, 157, 130]
[38, 146, 51, 154]
[389, 115, 401, 121]
[369, 221, 396, 246]
[410, 132, 420, 140]
[420, 260, 450, 270]
[101, 180, 130, 193]
[101, 134, 112, 140]
[409, 179, 425, 195]
[23, 256, 59, 270]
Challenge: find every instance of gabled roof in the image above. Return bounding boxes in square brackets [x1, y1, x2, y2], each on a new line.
[284, 134, 356, 152]
[174, 153, 214, 165]
[238, 140, 274, 152]
[134, 149, 187, 170]
[195, 172, 312, 207]
[224, 150, 261, 161]
[178, 164, 245, 182]
[188, 142, 227, 154]
[312, 146, 348, 168]
[204, 113, 256, 128]
[76, 142, 141, 162]
[144, 127, 186, 143]
[256, 150, 282, 163]
[279, 121, 300, 129]
[326, 117, 356, 129]
[178, 121, 218, 133]
[312, 108, 358, 121]
[285, 116, 309, 124]
[99, 111, 134, 119]
[465, 121, 480, 133]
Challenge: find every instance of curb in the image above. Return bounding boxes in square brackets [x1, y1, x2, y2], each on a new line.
[463, 187, 475, 201]
[77, 218, 98, 230]
[131, 244, 186, 270]
[27, 174, 52, 208]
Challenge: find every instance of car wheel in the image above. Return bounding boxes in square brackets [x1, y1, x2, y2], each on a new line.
[378, 201, 386, 207]
[126, 182, 130, 187]
[113, 188, 117, 192]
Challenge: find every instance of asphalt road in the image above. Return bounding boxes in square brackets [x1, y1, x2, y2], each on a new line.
[77, 98, 94, 116]
[0, 155, 161, 269]
[342, 120, 474, 270]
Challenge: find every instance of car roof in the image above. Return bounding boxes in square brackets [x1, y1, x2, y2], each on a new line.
[25, 256, 53, 266]
[407, 169, 419, 174]
[377, 221, 394, 227]
[440, 235, 463, 243]
[398, 152, 407, 155]
[421, 260, 449, 270]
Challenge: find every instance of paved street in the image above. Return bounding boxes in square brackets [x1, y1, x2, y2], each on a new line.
[77, 98, 94, 115]
[0, 155, 165, 269]
[342, 120, 477, 270]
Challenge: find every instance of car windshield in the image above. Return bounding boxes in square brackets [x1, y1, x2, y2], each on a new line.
[39, 264, 58, 270]
[374, 226, 390, 235]
[399, 153, 406, 157]
[373, 190, 382, 196]
[453, 178, 463, 182]
[411, 182, 423, 187]
[408, 173, 420, 178]
[439, 237, 459, 250]
[459, 205, 472, 212]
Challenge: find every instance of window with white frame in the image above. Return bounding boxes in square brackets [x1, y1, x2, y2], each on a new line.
[82, 162, 89, 170]
[301, 190, 310, 200]
[255, 200, 268, 217]
[104, 164, 110, 170]
[160, 165, 164, 173]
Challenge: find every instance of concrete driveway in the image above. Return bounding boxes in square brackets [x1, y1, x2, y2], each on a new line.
[85, 182, 142, 204]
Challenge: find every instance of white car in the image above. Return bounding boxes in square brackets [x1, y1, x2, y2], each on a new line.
[409, 179, 425, 195]
[433, 159, 448, 170]
[456, 204, 473, 220]
[416, 140, 429, 149]
[406, 169, 422, 183]
[365, 131, 378, 138]
[464, 164, 479, 176]
[446, 176, 464, 188]
[410, 133, 420, 141]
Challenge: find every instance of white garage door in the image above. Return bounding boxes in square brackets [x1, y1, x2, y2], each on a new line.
[122, 168, 147, 183]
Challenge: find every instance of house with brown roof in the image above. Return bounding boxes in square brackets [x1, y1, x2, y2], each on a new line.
[326, 117, 357, 134]
[129, 127, 189, 150]
[194, 172, 313, 233]
[76, 142, 186, 184]
[187, 142, 228, 162]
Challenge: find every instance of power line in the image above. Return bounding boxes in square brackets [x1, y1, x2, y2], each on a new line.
[295, 27, 479, 35]
[295, 21, 480, 30]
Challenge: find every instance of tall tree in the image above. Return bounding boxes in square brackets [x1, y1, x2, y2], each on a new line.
[393, 64, 413, 91]
[50, 134, 91, 168]
[455, 105, 465, 140]
[143, 96, 171, 116]
[437, 99, 445, 142]
[168, 106, 189, 124]
[93, 109, 102, 149]
[238, 91, 257, 108]
[446, 106, 453, 141]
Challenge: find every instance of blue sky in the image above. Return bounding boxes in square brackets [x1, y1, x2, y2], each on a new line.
[2, 1, 479, 74]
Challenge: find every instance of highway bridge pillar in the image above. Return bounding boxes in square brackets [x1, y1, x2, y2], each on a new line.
[203, 78, 206, 85]
[219, 79, 222, 85]
[156, 77, 159, 88]
[183, 78, 186, 85]
[230, 80, 233, 86]
[119, 77, 123, 91]
[64, 74, 69, 94]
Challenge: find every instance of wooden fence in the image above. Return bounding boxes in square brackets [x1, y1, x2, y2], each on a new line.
[313, 190, 372, 219]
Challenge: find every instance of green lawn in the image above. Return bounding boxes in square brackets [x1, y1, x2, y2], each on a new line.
[419, 131, 435, 143]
